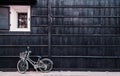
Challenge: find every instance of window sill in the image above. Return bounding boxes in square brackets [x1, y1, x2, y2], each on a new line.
[9, 29, 31, 32]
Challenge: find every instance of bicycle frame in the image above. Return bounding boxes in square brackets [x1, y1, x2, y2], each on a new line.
[26, 57, 37, 67]
[25, 47, 39, 68]
[21, 50, 41, 70]
[17, 47, 53, 73]
[17, 46, 53, 73]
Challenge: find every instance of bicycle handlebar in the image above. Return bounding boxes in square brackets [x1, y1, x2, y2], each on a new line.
[25, 51, 31, 54]
[25, 46, 32, 57]
[26, 46, 31, 53]
[27, 46, 30, 51]
[25, 51, 31, 58]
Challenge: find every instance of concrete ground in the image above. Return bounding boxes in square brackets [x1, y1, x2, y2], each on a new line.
[0, 71, 120, 76]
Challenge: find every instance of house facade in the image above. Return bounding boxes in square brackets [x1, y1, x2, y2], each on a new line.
[0, 0, 120, 71]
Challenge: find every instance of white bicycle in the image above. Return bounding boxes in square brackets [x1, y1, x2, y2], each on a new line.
[17, 46, 53, 74]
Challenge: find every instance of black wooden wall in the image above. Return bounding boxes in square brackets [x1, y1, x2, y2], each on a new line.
[0, 0, 120, 71]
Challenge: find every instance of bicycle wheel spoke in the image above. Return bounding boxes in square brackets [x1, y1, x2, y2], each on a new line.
[39, 58, 53, 72]
[17, 59, 28, 74]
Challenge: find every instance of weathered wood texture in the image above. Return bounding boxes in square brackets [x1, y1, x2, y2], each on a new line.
[0, 0, 120, 71]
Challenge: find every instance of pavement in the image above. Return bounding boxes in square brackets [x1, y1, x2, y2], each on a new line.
[0, 71, 120, 76]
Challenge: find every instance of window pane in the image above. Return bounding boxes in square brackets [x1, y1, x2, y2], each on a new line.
[0, 7, 9, 30]
[18, 13, 27, 28]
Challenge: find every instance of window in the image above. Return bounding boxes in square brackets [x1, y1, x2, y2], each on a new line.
[18, 13, 27, 28]
[0, 7, 9, 30]
[10, 6, 30, 32]
[0, 6, 30, 32]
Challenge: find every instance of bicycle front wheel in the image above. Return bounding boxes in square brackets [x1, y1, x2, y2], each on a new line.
[17, 59, 28, 74]
[39, 58, 53, 72]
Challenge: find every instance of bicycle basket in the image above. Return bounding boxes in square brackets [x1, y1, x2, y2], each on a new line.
[20, 52, 27, 59]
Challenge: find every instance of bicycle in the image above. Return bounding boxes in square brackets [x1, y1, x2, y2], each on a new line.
[17, 46, 53, 74]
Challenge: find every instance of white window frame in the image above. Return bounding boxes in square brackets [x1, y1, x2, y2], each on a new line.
[10, 5, 30, 32]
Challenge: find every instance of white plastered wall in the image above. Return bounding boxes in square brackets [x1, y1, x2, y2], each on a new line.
[10, 6, 30, 32]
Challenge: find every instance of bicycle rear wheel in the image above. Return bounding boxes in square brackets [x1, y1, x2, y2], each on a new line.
[17, 59, 28, 74]
[39, 58, 53, 72]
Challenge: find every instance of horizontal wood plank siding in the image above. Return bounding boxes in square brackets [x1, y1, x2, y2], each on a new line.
[0, 0, 120, 71]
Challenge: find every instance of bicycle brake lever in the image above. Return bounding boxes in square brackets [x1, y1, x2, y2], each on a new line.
[25, 51, 28, 53]
[27, 46, 30, 51]
[29, 51, 32, 53]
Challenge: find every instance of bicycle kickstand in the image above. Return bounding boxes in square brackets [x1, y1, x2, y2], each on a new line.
[35, 68, 38, 72]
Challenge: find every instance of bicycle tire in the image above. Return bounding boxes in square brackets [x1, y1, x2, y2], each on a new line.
[17, 59, 28, 74]
[39, 58, 53, 72]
